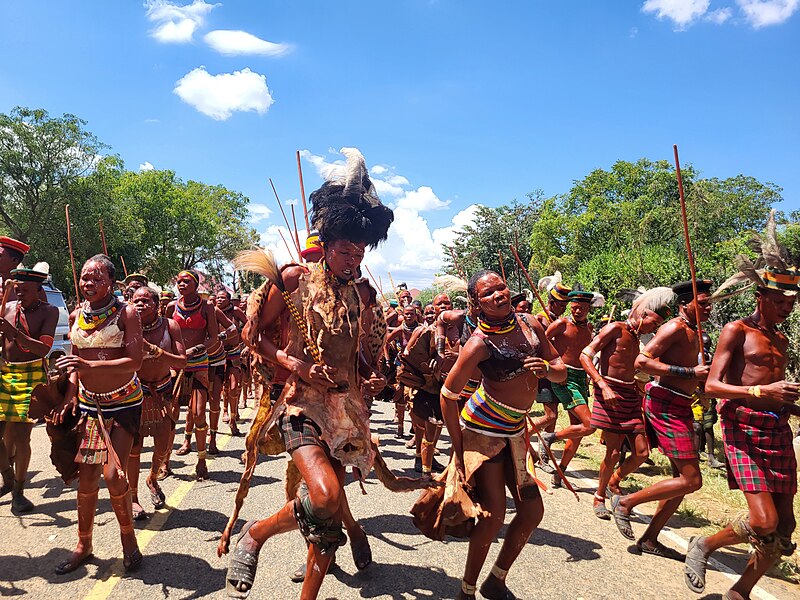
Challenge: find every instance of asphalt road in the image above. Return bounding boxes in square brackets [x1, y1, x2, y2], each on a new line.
[1, 400, 795, 599]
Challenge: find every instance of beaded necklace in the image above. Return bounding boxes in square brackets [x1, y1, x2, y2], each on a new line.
[77, 296, 120, 331]
[477, 312, 517, 335]
[142, 316, 163, 333]
[175, 295, 202, 320]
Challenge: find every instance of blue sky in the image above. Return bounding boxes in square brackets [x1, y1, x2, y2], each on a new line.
[1, 1, 798, 288]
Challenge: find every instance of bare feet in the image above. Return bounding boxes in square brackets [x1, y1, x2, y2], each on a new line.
[208, 433, 219, 455]
[196, 459, 208, 481]
[175, 439, 192, 456]
[55, 540, 94, 575]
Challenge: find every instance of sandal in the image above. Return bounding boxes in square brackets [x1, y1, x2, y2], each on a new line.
[636, 539, 684, 562]
[290, 560, 307, 583]
[55, 550, 94, 575]
[611, 494, 634, 540]
[124, 548, 143, 572]
[593, 495, 611, 520]
[684, 536, 708, 593]
[157, 465, 172, 481]
[132, 502, 148, 521]
[227, 521, 259, 598]
[147, 480, 166, 509]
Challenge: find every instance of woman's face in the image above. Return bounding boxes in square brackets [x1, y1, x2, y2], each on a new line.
[80, 260, 112, 302]
[176, 273, 198, 296]
[132, 288, 158, 322]
[475, 273, 511, 320]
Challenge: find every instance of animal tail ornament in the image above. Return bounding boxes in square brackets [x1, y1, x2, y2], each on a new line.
[434, 274, 468, 296]
[537, 270, 562, 293]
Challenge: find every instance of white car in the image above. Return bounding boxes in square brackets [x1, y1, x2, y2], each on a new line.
[43, 280, 71, 368]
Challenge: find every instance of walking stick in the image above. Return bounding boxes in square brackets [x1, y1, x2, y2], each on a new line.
[509, 245, 551, 324]
[388, 272, 398, 298]
[673, 145, 706, 364]
[296, 150, 311, 232]
[290, 204, 302, 257]
[65, 205, 81, 302]
[497, 249, 507, 284]
[99, 219, 109, 255]
[269, 179, 302, 256]
[526, 416, 579, 502]
[119, 255, 129, 278]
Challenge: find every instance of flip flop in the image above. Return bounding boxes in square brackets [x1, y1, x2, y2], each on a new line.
[611, 494, 634, 540]
[132, 503, 148, 521]
[124, 548, 143, 572]
[683, 536, 708, 593]
[227, 521, 259, 598]
[637, 539, 684, 562]
[593, 501, 611, 521]
[290, 560, 306, 583]
[148, 481, 166, 509]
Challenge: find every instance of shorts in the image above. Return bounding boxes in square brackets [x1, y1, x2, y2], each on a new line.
[280, 413, 326, 454]
[551, 366, 589, 411]
[411, 389, 443, 425]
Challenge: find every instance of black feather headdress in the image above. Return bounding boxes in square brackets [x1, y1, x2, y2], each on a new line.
[309, 148, 394, 249]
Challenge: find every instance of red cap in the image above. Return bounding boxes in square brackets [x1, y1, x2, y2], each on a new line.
[0, 236, 30, 255]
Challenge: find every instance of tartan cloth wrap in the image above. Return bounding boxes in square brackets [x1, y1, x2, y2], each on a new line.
[0, 358, 47, 423]
[590, 377, 645, 434]
[644, 382, 698, 460]
[551, 366, 589, 411]
[718, 398, 797, 495]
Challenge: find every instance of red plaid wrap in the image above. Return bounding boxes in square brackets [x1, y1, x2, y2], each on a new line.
[718, 398, 797, 495]
[644, 383, 698, 461]
[590, 376, 645, 434]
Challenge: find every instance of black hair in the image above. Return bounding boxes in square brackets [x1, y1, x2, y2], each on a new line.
[216, 288, 231, 299]
[134, 286, 160, 304]
[467, 269, 496, 300]
[86, 254, 116, 281]
[310, 175, 394, 249]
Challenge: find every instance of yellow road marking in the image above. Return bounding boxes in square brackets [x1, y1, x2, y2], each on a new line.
[83, 407, 253, 600]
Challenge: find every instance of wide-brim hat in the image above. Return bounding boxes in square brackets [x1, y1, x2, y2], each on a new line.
[673, 279, 713, 303]
[10, 268, 47, 283]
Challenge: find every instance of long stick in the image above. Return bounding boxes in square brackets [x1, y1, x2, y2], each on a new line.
[296, 151, 311, 232]
[269, 179, 302, 256]
[673, 145, 706, 364]
[607, 304, 616, 323]
[65, 205, 80, 301]
[98, 219, 108, 255]
[510, 245, 551, 324]
[290, 204, 302, 256]
[514, 230, 521, 291]
[364, 264, 389, 305]
[447, 246, 466, 280]
[388, 272, 397, 298]
[278, 229, 297, 262]
[119, 255, 129, 278]
[497, 249, 507, 284]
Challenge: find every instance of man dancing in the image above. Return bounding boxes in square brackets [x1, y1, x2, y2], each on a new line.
[385, 304, 421, 439]
[611, 279, 712, 559]
[538, 289, 598, 485]
[224, 148, 396, 599]
[0, 267, 58, 512]
[580, 287, 673, 519]
[684, 217, 799, 597]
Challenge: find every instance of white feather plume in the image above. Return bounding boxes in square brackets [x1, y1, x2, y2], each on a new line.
[632, 287, 675, 314]
[434, 274, 467, 295]
[591, 292, 606, 309]
[32, 261, 50, 275]
[537, 271, 562, 292]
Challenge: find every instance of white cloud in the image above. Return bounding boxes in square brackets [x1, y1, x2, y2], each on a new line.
[737, 0, 799, 27]
[370, 165, 388, 175]
[641, 0, 711, 28]
[396, 186, 449, 212]
[629, 26, 639, 37]
[204, 30, 292, 56]
[248, 202, 272, 224]
[173, 66, 274, 120]
[706, 7, 734, 22]
[139, 161, 155, 171]
[145, 0, 218, 43]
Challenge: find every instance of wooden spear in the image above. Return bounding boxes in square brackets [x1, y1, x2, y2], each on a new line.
[119, 255, 129, 278]
[290, 204, 302, 257]
[510, 245, 551, 324]
[98, 219, 109, 255]
[673, 144, 706, 364]
[278, 229, 298, 262]
[269, 178, 302, 256]
[65, 205, 80, 301]
[296, 151, 311, 232]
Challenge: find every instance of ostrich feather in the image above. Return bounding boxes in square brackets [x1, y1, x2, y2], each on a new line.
[233, 248, 284, 291]
[338, 147, 381, 206]
[750, 209, 790, 270]
[733, 254, 765, 287]
[537, 271, 562, 292]
[616, 287, 646, 303]
[591, 292, 605, 308]
[434, 274, 467, 295]
[631, 287, 675, 314]
[32, 261, 50, 275]
[711, 273, 755, 302]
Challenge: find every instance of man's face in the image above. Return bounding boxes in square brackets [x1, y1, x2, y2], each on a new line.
[515, 300, 532, 314]
[403, 305, 418, 324]
[433, 293, 452, 316]
[757, 289, 797, 324]
[423, 306, 436, 324]
[637, 309, 665, 335]
[13, 281, 40, 305]
[0, 247, 20, 273]
[570, 301, 589, 321]
[325, 239, 366, 281]
[132, 288, 158, 321]
[549, 299, 568, 317]
[159, 297, 171, 311]
[398, 291, 412, 307]
[80, 261, 112, 301]
[216, 293, 230, 309]
[685, 293, 713, 323]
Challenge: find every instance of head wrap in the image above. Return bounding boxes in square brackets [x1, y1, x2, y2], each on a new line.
[673, 280, 714, 304]
[0, 236, 30, 255]
[301, 230, 323, 260]
[178, 270, 200, 285]
[160, 290, 175, 300]
[124, 273, 148, 286]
